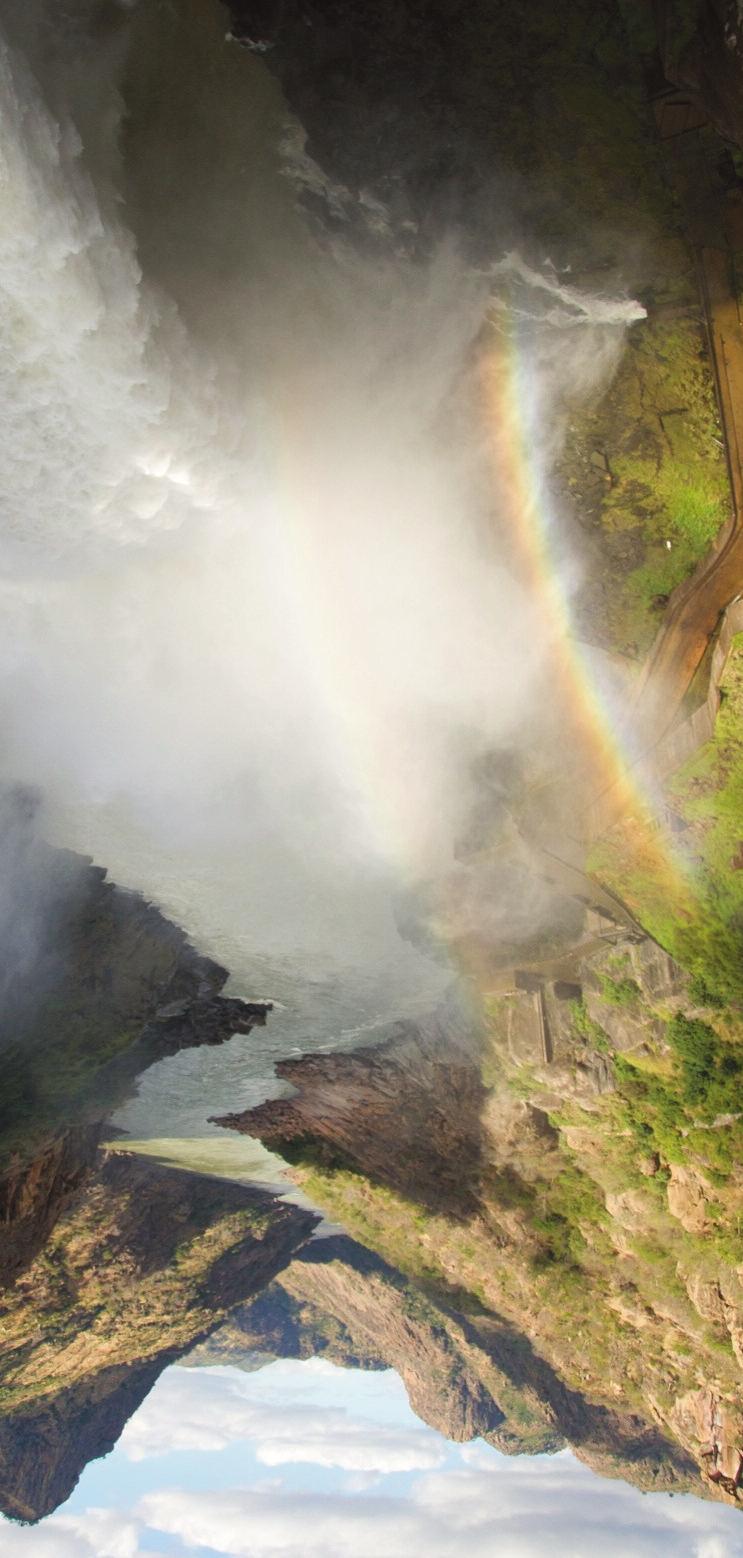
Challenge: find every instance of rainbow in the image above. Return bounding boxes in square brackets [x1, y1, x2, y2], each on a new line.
[265, 305, 701, 969]
[479, 307, 698, 913]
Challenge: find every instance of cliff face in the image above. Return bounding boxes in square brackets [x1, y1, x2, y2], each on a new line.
[0, 789, 269, 1290]
[218, 926, 743, 1505]
[0, 792, 317, 1525]
[192, 1230, 696, 1486]
[0, 1151, 316, 1523]
[222, 0, 664, 273]
[205, 1235, 510, 1445]
[217, 994, 485, 1217]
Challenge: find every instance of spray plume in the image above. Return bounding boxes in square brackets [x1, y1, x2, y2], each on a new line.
[0, 0, 660, 996]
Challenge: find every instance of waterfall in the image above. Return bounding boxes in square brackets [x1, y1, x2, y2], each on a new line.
[0, 0, 638, 1137]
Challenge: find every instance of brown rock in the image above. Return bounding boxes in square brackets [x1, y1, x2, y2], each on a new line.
[667, 1165, 711, 1234]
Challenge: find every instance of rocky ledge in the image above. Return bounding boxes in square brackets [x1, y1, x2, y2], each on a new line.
[214, 993, 485, 1217]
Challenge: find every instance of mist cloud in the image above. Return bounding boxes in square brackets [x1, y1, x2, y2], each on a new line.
[0, 0, 640, 897]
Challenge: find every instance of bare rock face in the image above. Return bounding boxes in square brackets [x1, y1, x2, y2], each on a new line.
[0, 1152, 316, 1523]
[667, 1164, 712, 1235]
[214, 995, 486, 1216]
[187, 1277, 386, 1375]
[0, 1125, 104, 1299]
[221, 0, 673, 285]
[671, 1388, 743, 1502]
[283, 1239, 507, 1442]
[221, 1235, 507, 1443]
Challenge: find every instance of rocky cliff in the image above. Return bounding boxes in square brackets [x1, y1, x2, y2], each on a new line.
[0, 1150, 316, 1523]
[218, 924, 743, 1504]
[216, 993, 485, 1217]
[0, 789, 269, 1290]
[195, 1234, 510, 1445]
[222, 0, 666, 272]
[192, 1229, 698, 1487]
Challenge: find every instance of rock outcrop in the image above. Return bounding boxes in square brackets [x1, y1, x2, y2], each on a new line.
[0, 1151, 316, 1523]
[0, 789, 270, 1290]
[191, 1229, 698, 1489]
[215, 994, 485, 1216]
[222, 0, 666, 277]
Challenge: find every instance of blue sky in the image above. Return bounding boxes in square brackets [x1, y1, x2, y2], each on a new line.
[2, 1358, 743, 1557]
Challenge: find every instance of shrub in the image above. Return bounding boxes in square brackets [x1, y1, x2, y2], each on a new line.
[599, 974, 641, 1007]
[687, 973, 725, 1009]
[666, 1013, 743, 1112]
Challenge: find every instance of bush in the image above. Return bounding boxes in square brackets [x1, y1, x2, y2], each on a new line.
[599, 974, 641, 1007]
[666, 1013, 743, 1114]
[570, 999, 611, 1051]
[687, 973, 725, 1009]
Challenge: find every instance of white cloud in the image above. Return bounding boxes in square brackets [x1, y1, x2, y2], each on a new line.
[138, 1486, 442, 1558]
[121, 1366, 443, 1473]
[256, 1427, 440, 1473]
[136, 1459, 743, 1558]
[4, 1439, 742, 1558]
[412, 1461, 743, 1557]
[0, 1508, 146, 1558]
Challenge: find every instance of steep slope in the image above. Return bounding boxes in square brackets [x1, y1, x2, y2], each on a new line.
[218, 927, 743, 1503]
[0, 788, 269, 1290]
[0, 1151, 316, 1523]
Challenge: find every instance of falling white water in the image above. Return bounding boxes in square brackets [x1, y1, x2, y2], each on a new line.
[0, 0, 639, 1147]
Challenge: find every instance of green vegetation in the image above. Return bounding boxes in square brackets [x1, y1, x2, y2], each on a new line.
[562, 312, 728, 656]
[609, 1008, 743, 1179]
[667, 1013, 743, 1115]
[530, 1160, 610, 1269]
[570, 997, 611, 1052]
[590, 637, 743, 1004]
[687, 973, 725, 1010]
[599, 973, 641, 1007]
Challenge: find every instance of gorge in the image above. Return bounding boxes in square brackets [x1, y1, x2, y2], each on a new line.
[3, 2, 743, 1555]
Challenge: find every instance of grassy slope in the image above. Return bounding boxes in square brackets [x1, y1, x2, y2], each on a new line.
[561, 310, 729, 655]
[590, 636, 743, 1001]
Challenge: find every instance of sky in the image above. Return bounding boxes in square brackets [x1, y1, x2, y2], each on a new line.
[3, 1359, 743, 1558]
